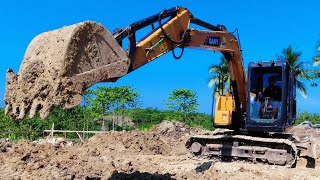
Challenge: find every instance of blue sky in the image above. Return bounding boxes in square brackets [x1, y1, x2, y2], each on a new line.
[0, 1, 319, 114]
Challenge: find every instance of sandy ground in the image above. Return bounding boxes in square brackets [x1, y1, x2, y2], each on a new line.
[0, 121, 319, 180]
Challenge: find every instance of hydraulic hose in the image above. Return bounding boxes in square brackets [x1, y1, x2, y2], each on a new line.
[158, 10, 189, 59]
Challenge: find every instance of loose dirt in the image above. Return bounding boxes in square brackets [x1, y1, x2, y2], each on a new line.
[0, 121, 319, 180]
[5, 21, 130, 120]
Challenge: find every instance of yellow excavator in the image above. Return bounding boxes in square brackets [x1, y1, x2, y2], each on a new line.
[4, 6, 316, 167]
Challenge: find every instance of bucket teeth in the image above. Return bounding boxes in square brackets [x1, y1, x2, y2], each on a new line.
[29, 100, 41, 119]
[5, 21, 130, 120]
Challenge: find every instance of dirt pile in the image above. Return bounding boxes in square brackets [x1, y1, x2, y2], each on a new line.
[5, 21, 130, 120]
[0, 121, 200, 179]
[0, 122, 320, 179]
[85, 121, 206, 157]
[151, 121, 194, 139]
[0, 138, 11, 152]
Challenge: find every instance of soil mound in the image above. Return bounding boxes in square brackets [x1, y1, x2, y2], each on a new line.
[1, 122, 320, 179]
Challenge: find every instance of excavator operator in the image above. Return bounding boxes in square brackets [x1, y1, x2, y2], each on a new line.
[263, 76, 282, 101]
[259, 76, 282, 119]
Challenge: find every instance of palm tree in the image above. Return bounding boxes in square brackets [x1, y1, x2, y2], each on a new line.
[311, 43, 320, 86]
[278, 46, 310, 98]
[314, 43, 320, 66]
[208, 57, 230, 98]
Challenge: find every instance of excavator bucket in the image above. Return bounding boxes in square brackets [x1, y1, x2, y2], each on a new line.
[5, 21, 130, 120]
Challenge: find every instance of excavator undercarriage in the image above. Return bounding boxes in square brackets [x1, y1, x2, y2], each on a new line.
[186, 130, 316, 168]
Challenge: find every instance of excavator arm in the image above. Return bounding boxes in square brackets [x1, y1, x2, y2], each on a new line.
[113, 6, 247, 128]
[5, 6, 246, 125]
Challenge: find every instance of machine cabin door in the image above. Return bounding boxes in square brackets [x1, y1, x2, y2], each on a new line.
[246, 61, 288, 132]
[286, 64, 296, 126]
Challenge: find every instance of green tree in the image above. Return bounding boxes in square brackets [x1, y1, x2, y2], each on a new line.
[296, 111, 320, 125]
[208, 57, 230, 98]
[166, 89, 199, 122]
[88, 86, 140, 113]
[111, 86, 141, 112]
[87, 87, 114, 118]
[87, 86, 141, 130]
[82, 89, 93, 108]
[278, 46, 310, 97]
[110, 86, 141, 129]
[87, 87, 117, 131]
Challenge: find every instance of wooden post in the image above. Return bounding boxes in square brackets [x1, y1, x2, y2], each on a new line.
[76, 132, 84, 143]
[82, 128, 85, 141]
[49, 123, 54, 137]
[29, 125, 32, 141]
[112, 113, 115, 131]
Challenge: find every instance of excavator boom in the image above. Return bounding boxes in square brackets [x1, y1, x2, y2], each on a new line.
[5, 6, 246, 121]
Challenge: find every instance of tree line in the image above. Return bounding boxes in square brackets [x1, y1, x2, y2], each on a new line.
[1, 45, 319, 141]
[0, 84, 319, 141]
[0, 87, 212, 140]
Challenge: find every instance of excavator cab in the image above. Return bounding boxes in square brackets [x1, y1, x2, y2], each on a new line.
[246, 60, 296, 132]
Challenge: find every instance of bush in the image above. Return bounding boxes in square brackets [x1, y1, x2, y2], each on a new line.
[296, 111, 320, 125]
[0, 106, 216, 140]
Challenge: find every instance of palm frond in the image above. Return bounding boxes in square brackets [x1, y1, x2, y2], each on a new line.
[296, 80, 307, 98]
[282, 46, 302, 66]
[295, 61, 309, 69]
[212, 83, 227, 99]
[208, 56, 230, 91]
[208, 65, 220, 73]
[208, 77, 218, 88]
[314, 55, 320, 66]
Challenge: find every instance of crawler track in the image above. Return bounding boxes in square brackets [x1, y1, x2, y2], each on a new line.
[186, 132, 298, 167]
